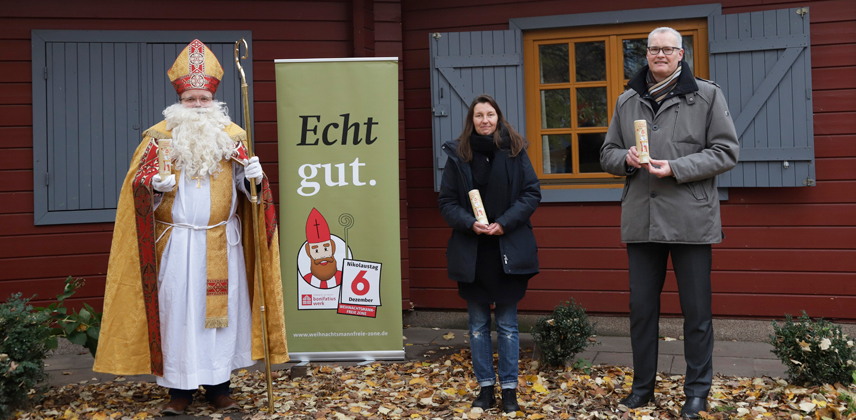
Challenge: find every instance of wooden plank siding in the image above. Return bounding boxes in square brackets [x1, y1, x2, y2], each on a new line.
[402, 0, 856, 319]
[375, 0, 409, 306]
[0, 0, 409, 310]
[1, 0, 853, 320]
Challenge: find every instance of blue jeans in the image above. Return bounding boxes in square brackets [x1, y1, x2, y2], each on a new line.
[467, 301, 519, 390]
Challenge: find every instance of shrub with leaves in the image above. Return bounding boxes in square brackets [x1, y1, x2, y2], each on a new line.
[769, 311, 856, 386]
[0, 294, 52, 420]
[531, 299, 597, 367]
[35, 276, 102, 357]
[841, 389, 856, 418]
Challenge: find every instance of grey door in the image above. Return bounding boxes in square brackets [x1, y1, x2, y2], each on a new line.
[32, 30, 254, 225]
[429, 30, 525, 191]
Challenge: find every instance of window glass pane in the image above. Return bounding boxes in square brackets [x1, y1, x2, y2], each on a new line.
[540, 89, 571, 128]
[577, 87, 607, 127]
[539, 44, 569, 84]
[575, 41, 605, 82]
[682, 35, 694, 74]
[542, 135, 573, 174]
[623, 38, 647, 80]
[578, 133, 606, 173]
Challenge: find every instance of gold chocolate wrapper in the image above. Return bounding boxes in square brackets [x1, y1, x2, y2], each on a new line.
[158, 139, 172, 177]
[633, 120, 650, 164]
[468, 189, 489, 225]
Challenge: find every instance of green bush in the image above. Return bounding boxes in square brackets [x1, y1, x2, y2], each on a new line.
[531, 299, 597, 367]
[0, 294, 52, 420]
[769, 311, 856, 386]
[841, 389, 856, 418]
[35, 276, 102, 357]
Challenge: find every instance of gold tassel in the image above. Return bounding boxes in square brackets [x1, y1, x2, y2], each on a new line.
[204, 317, 229, 329]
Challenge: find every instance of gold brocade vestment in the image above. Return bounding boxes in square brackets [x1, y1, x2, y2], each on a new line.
[93, 121, 288, 377]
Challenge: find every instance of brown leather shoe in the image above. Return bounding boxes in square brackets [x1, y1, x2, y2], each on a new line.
[161, 397, 191, 416]
[211, 395, 239, 411]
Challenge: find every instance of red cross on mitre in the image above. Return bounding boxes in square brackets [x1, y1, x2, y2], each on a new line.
[306, 208, 331, 243]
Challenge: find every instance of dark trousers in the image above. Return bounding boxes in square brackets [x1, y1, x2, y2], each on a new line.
[627, 243, 713, 398]
[168, 380, 231, 402]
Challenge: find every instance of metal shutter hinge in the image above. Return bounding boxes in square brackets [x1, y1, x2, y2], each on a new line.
[45, 172, 50, 186]
[803, 178, 815, 186]
[44, 67, 48, 80]
[796, 8, 808, 17]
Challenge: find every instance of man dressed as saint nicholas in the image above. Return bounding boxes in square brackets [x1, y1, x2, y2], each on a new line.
[93, 39, 288, 415]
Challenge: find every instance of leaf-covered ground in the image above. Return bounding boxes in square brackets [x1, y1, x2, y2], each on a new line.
[15, 347, 856, 420]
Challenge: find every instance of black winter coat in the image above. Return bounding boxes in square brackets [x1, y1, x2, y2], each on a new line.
[438, 140, 541, 284]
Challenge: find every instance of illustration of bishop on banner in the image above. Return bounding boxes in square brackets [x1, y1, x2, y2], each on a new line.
[302, 208, 343, 289]
[296, 208, 382, 317]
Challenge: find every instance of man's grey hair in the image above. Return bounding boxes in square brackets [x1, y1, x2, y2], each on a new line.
[648, 27, 683, 49]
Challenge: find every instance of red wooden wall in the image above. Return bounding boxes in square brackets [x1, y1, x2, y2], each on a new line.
[1, 0, 853, 321]
[0, 0, 409, 310]
[401, 0, 856, 320]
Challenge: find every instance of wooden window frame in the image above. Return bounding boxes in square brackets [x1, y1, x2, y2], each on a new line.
[523, 20, 709, 189]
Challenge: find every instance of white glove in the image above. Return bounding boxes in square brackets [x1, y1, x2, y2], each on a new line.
[152, 173, 176, 193]
[244, 156, 263, 185]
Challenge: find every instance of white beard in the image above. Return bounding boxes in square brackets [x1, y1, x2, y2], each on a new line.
[163, 101, 237, 180]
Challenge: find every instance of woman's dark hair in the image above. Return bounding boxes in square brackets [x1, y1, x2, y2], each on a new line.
[456, 94, 528, 162]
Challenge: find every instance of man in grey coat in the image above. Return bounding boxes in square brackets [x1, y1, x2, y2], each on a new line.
[600, 27, 739, 419]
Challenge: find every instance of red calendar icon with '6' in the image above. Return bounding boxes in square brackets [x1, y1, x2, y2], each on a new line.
[337, 260, 382, 318]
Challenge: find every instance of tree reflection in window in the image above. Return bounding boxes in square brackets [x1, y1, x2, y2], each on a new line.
[577, 87, 607, 127]
[539, 44, 569, 84]
[575, 42, 606, 82]
[541, 89, 571, 129]
[542, 135, 573, 174]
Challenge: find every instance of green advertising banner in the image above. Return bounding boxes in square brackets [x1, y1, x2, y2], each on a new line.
[274, 58, 403, 361]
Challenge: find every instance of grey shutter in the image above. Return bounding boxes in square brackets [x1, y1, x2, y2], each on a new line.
[709, 7, 815, 187]
[33, 31, 252, 225]
[429, 30, 525, 191]
[38, 41, 142, 221]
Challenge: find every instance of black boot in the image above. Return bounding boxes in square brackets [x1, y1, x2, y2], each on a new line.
[472, 386, 496, 409]
[501, 388, 521, 413]
[619, 392, 654, 408]
[680, 397, 708, 419]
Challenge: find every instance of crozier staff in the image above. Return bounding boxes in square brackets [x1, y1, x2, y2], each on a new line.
[438, 94, 541, 414]
[93, 39, 289, 416]
[599, 27, 739, 419]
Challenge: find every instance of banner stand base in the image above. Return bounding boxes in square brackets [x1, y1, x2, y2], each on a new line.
[288, 349, 405, 363]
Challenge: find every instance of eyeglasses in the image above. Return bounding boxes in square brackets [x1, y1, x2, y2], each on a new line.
[647, 46, 681, 56]
[180, 96, 213, 104]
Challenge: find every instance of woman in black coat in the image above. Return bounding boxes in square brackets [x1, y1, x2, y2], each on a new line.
[438, 94, 541, 413]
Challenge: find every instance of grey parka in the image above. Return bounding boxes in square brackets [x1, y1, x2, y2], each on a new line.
[600, 68, 739, 244]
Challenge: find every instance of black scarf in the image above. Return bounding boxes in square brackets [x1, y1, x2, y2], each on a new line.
[469, 123, 512, 221]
